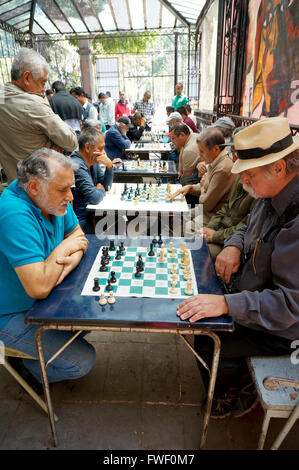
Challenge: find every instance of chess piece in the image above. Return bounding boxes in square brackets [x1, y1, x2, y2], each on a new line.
[107, 291, 116, 304]
[184, 280, 193, 296]
[109, 240, 116, 251]
[171, 264, 177, 275]
[99, 293, 107, 306]
[148, 243, 155, 257]
[92, 278, 101, 292]
[110, 271, 117, 283]
[169, 281, 177, 294]
[107, 186, 111, 193]
[169, 248, 176, 258]
[158, 248, 165, 263]
[105, 279, 113, 291]
[180, 241, 186, 253]
[168, 241, 173, 252]
[134, 196, 138, 205]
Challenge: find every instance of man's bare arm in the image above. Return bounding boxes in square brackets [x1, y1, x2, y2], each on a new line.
[15, 225, 88, 299]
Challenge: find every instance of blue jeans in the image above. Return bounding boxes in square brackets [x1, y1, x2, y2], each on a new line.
[0, 312, 96, 383]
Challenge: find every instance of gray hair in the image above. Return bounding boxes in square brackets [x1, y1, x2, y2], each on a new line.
[11, 47, 49, 81]
[262, 148, 299, 178]
[81, 118, 102, 132]
[196, 127, 225, 150]
[17, 148, 77, 191]
[78, 127, 103, 150]
[171, 122, 191, 136]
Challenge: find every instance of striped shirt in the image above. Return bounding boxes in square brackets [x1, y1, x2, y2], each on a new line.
[133, 100, 155, 126]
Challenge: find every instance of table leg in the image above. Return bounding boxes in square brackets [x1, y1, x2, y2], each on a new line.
[180, 331, 221, 449]
[35, 327, 58, 447]
[200, 331, 221, 449]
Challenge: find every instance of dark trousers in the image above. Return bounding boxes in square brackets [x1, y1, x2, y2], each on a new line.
[194, 322, 292, 396]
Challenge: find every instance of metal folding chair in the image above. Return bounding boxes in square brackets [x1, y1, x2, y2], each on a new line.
[248, 356, 299, 450]
[3, 347, 58, 422]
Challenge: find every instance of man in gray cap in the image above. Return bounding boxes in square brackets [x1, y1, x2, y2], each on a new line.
[212, 116, 235, 141]
[177, 117, 299, 419]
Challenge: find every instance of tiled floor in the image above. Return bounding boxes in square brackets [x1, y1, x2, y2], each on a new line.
[0, 331, 298, 450]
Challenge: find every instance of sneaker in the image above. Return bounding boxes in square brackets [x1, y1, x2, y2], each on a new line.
[202, 387, 239, 420]
[7, 356, 44, 396]
[231, 382, 258, 418]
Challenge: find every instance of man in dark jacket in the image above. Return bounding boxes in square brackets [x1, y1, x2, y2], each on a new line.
[49, 81, 83, 133]
[127, 112, 146, 142]
[104, 116, 131, 160]
[177, 117, 299, 419]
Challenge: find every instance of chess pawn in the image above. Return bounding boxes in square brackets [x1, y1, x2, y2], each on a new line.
[107, 186, 111, 193]
[169, 248, 176, 258]
[168, 241, 174, 252]
[183, 271, 191, 281]
[184, 280, 193, 296]
[107, 291, 116, 304]
[171, 274, 178, 283]
[134, 197, 138, 205]
[169, 280, 177, 294]
[113, 185, 117, 195]
[180, 242, 186, 253]
[99, 293, 107, 306]
[158, 248, 165, 263]
[171, 264, 177, 275]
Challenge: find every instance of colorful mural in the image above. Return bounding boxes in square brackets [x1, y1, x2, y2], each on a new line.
[241, 0, 299, 124]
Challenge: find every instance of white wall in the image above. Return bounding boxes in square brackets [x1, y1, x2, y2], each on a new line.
[199, 0, 219, 111]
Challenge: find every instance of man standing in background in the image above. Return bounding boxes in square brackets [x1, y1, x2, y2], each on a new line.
[172, 82, 188, 110]
[133, 91, 155, 131]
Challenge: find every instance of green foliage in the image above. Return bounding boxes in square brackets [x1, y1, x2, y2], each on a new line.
[91, 32, 158, 55]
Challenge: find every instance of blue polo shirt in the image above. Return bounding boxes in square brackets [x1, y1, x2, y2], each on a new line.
[0, 180, 78, 330]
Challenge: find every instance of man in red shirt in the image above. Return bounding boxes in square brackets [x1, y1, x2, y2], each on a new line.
[176, 105, 198, 133]
[115, 91, 131, 121]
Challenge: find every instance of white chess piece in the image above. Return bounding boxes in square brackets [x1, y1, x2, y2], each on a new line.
[107, 291, 116, 304]
[99, 293, 107, 306]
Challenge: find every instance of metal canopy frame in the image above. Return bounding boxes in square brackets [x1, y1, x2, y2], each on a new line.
[0, 0, 209, 37]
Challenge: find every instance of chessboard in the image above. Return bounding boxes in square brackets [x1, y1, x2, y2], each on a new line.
[117, 159, 169, 173]
[125, 142, 172, 153]
[87, 183, 189, 213]
[81, 240, 198, 300]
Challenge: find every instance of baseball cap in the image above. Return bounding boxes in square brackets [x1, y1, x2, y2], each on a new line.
[167, 112, 183, 123]
[118, 116, 131, 126]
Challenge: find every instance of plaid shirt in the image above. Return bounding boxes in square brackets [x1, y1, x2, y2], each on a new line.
[133, 99, 155, 125]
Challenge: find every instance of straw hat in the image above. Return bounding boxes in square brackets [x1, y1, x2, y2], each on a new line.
[231, 117, 298, 174]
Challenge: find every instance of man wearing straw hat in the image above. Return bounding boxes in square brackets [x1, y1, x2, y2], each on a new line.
[177, 117, 299, 419]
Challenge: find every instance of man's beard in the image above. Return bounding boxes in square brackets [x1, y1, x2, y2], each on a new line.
[242, 183, 260, 199]
[35, 184, 68, 217]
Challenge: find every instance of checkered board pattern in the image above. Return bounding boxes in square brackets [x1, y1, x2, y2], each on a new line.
[122, 161, 168, 172]
[81, 245, 198, 299]
[122, 184, 172, 203]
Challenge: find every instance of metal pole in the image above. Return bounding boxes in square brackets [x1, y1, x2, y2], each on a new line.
[174, 32, 178, 92]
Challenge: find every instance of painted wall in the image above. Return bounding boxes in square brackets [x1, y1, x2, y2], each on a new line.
[241, 0, 299, 124]
[199, 0, 219, 112]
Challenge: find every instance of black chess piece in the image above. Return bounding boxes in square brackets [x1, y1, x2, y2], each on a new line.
[148, 243, 155, 257]
[124, 183, 128, 193]
[115, 250, 122, 260]
[152, 236, 158, 245]
[134, 268, 142, 278]
[119, 241, 125, 253]
[105, 279, 113, 291]
[110, 271, 117, 283]
[100, 262, 108, 272]
[92, 278, 101, 292]
[122, 162, 126, 171]
[109, 240, 116, 251]
[158, 235, 163, 246]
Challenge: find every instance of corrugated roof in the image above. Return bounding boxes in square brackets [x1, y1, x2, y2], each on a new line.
[0, 0, 207, 36]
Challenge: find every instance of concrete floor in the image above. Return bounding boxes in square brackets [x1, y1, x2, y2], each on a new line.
[0, 330, 298, 450]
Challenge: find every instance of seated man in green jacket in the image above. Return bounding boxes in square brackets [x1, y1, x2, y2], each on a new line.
[201, 141, 257, 260]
